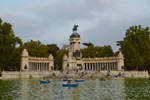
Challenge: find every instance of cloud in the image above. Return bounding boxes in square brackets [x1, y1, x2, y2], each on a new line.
[0, 0, 150, 50]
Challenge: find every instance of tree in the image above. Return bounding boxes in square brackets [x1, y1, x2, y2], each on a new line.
[101, 45, 114, 57]
[55, 49, 68, 70]
[0, 18, 22, 71]
[117, 25, 150, 70]
[81, 45, 114, 58]
[47, 44, 59, 59]
[23, 40, 49, 57]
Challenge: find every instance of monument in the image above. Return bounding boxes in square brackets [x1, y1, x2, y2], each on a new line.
[63, 25, 124, 71]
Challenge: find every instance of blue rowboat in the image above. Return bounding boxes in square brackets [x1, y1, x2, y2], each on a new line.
[40, 81, 50, 84]
[62, 83, 78, 87]
[63, 79, 72, 81]
[74, 80, 85, 82]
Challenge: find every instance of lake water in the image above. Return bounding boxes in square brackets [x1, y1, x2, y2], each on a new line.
[0, 78, 150, 100]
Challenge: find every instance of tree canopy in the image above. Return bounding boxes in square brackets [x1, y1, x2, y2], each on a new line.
[23, 40, 49, 57]
[0, 18, 22, 71]
[47, 44, 59, 59]
[117, 25, 150, 70]
[81, 45, 114, 58]
[55, 49, 68, 70]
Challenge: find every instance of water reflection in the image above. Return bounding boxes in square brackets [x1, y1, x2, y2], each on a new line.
[0, 78, 150, 100]
[124, 78, 150, 100]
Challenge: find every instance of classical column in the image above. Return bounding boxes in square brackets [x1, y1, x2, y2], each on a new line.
[101, 63, 103, 70]
[40, 63, 42, 71]
[48, 63, 50, 71]
[36, 63, 38, 71]
[92, 63, 94, 71]
[90, 63, 92, 71]
[42, 63, 44, 71]
[96, 63, 97, 71]
[96, 63, 98, 71]
[100, 63, 101, 70]
[33, 63, 35, 71]
[108, 62, 110, 70]
[98, 63, 100, 71]
[33, 62, 35, 71]
[35, 63, 37, 71]
[47, 63, 49, 70]
[39, 63, 41, 71]
[87, 63, 89, 70]
[45, 63, 47, 71]
[30, 62, 32, 71]
[48, 63, 49, 70]
[104, 63, 106, 70]
[44, 63, 46, 71]
[41, 63, 43, 71]
[113, 62, 115, 70]
[84, 63, 86, 71]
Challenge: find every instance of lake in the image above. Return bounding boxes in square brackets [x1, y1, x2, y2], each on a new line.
[0, 78, 150, 100]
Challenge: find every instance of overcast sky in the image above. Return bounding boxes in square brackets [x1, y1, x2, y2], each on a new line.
[0, 0, 150, 50]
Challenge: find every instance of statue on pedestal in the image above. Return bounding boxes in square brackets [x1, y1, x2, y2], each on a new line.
[73, 24, 79, 32]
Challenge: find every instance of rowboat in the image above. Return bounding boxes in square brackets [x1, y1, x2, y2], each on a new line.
[63, 78, 72, 81]
[63, 79, 72, 81]
[62, 83, 78, 87]
[74, 80, 85, 82]
[40, 80, 50, 84]
[62, 81, 78, 87]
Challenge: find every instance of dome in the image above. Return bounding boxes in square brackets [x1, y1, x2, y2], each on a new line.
[70, 33, 80, 38]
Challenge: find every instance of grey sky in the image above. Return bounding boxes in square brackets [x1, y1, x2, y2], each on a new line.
[0, 0, 150, 50]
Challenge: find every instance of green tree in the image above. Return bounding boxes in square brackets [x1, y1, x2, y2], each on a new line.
[101, 45, 114, 57]
[47, 44, 59, 59]
[0, 18, 22, 71]
[117, 25, 150, 70]
[81, 45, 113, 58]
[23, 40, 49, 57]
[55, 49, 68, 70]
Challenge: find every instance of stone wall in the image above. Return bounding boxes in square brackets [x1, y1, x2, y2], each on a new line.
[98, 71, 149, 78]
[0, 71, 149, 79]
[123, 71, 149, 78]
[1, 71, 54, 79]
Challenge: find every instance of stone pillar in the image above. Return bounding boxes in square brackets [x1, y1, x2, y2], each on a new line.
[88, 63, 89, 70]
[21, 49, 29, 71]
[108, 63, 110, 70]
[117, 52, 124, 71]
[100, 63, 101, 70]
[37, 63, 40, 71]
[84, 63, 86, 71]
[48, 54, 54, 71]
[92, 63, 94, 71]
[62, 54, 67, 71]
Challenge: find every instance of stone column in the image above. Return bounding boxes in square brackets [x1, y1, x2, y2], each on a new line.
[90, 63, 92, 71]
[84, 63, 86, 71]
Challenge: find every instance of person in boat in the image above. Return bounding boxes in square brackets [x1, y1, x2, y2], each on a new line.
[100, 77, 105, 81]
[67, 80, 71, 84]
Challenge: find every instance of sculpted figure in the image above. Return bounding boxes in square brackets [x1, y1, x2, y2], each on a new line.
[73, 24, 78, 31]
